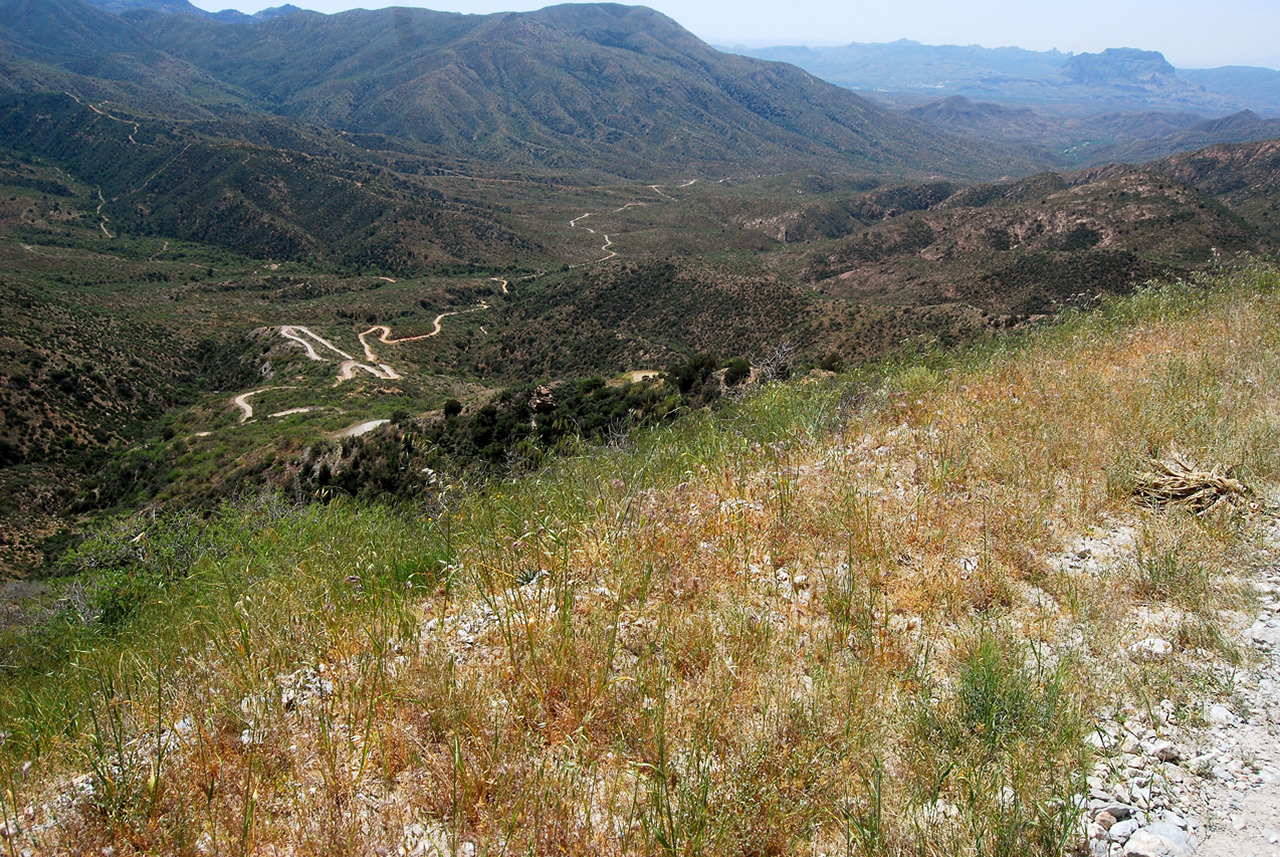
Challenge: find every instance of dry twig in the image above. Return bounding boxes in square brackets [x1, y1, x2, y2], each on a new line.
[1133, 447, 1255, 515]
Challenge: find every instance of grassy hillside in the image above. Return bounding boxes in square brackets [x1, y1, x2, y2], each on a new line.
[1, 261, 1276, 854]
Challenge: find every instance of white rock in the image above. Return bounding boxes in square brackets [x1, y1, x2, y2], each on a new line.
[1248, 622, 1280, 646]
[1151, 740, 1180, 762]
[1128, 638, 1174, 663]
[1109, 819, 1139, 842]
[1086, 732, 1115, 750]
[1122, 822, 1195, 857]
[1207, 704, 1237, 725]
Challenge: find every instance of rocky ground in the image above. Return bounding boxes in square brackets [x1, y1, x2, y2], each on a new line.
[1074, 517, 1280, 857]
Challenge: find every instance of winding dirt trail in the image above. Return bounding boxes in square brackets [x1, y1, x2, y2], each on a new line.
[276, 325, 401, 385]
[66, 93, 139, 143]
[334, 419, 391, 438]
[567, 214, 618, 266]
[268, 407, 318, 418]
[357, 300, 492, 363]
[357, 324, 436, 361]
[215, 176, 702, 437]
[567, 179, 696, 267]
[96, 189, 113, 238]
[334, 361, 401, 384]
[278, 299, 494, 389]
[231, 386, 295, 423]
[598, 234, 615, 261]
[646, 179, 697, 200]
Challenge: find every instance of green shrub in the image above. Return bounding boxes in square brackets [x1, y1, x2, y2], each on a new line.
[724, 358, 750, 386]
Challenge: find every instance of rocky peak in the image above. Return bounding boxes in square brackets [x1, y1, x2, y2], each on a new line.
[1062, 48, 1178, 86]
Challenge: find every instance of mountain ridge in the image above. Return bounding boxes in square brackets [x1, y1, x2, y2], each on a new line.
[729, 40, 1280, 117]
[85, 0, 301, 23]
[0, 0, 1048, 180]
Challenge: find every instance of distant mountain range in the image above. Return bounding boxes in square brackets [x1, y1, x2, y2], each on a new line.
[5, 0, 1275, 181]
[729, 41, 1280, 117]
[0, 0, 1041, 181]
[729, 41, 1280, 164]
[904, 97, 1280, 163]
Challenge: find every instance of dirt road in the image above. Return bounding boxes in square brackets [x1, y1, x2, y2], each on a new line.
[279, 325, 354, 362]
[231, 386, 295, 423]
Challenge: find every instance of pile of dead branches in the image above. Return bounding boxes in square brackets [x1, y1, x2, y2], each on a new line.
[1133, 448, 1257, 515]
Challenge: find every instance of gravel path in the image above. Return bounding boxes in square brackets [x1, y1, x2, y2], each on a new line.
[1192, 534, 1280, 857]
[1075, 516, 1280, 857]
[334, 418, 390, 438]
[356, 302, 491, 363]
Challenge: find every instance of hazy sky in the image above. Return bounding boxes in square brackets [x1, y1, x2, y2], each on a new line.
[188, 0, 1280, 70]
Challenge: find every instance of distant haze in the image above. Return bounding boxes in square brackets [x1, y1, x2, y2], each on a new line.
[186, 0, 1280, 70]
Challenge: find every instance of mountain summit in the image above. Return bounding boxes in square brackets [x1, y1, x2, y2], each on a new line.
[1061, 47, 1178, 86]
[81, 0, 300, 19]
[0, 0, 1038, 179]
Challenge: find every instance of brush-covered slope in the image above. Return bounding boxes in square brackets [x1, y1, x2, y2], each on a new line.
[0, 0, 147, 61]
[1095, 110, 1280, 164]
[1155, 137, 1280, 242]
[3, 262, 1278, 854]
[747, 163, 1260, 321]
[1181, 65, 1280, 114]
[0, 92, 538, 267]
[903, 94, 1280, 169]
[4, 0, 1045, 180]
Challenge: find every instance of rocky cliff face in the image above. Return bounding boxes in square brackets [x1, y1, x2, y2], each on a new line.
[1061, 48, 1178, 87]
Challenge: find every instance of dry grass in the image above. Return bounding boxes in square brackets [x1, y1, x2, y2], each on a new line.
[4, 262, 1280, 855]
